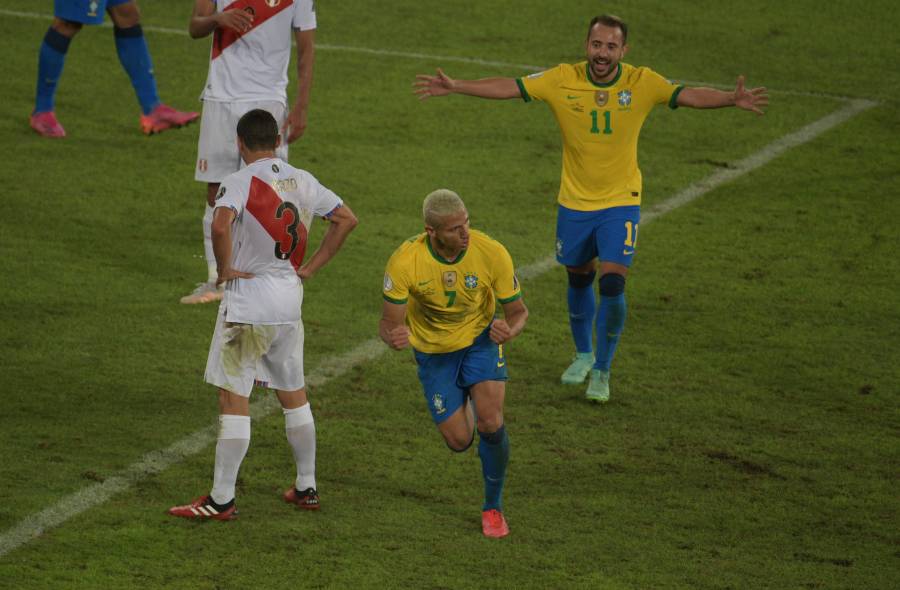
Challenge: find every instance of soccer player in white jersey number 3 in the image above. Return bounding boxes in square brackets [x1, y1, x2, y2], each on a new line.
[182, 0, 317, 304]
[169, 109, 357, 520]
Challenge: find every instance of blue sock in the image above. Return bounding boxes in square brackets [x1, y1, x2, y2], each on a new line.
[595, 293, 626, 371]
[478, 425, 509, 512]
[114, 25, 159, 115]
[567, 276, 596, 354]
[567, 284, 596, 353]
[35, 28, 72, 113]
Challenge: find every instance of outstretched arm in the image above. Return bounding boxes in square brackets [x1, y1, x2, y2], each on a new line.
[677, 75, 769, 115]
[414, 68, 521, 100]
[379, 301, 410, 350]
[189, 0, 253, 39]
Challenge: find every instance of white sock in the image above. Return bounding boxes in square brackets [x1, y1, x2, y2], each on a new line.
[203, 205, 217, 284]
[210, 414, 250, 505]
[284, 404, 316, 491]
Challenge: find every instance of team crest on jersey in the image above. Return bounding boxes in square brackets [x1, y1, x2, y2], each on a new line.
[383, 273, 393, 292]
[265, 0, 282, 7]
[443, 271, 457, 288]
[215, 186, 227, 200]
[432, 393, 447, 415]
[594, 91, 609, 107]
[618, 89, 632, 107]
[88, 1, 99, 16]
[464, 273, 479, 289]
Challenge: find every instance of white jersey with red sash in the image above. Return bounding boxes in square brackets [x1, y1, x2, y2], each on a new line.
[214, 157, 342, 324]
[201, 0, 317, 103]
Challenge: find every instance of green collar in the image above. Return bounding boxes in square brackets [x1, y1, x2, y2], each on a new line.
[426, 235, 466, 264]
[586, 62, 622, 88]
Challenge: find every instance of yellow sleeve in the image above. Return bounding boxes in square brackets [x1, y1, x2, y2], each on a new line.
[492, 244, 522, 304]
[383, 248, 411, 304]
[642, 67, 685, 109]
[516, 65, 564, 103]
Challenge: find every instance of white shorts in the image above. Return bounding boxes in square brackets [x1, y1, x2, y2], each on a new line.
[195, 100, 289, 183]
[205, 307, 305, 397]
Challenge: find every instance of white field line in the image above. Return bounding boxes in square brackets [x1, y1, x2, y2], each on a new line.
[0, 8, 545, 71]
[0, 6, 880, 559]
[0, 8, 875, 101]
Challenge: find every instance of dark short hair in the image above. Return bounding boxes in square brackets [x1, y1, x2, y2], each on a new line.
[587, 14, 628, 43]
[236, 109, 278, 150]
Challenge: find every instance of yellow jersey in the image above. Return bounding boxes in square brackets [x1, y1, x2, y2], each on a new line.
[383, 230, 522, 354]
[517, 61, 683, 211]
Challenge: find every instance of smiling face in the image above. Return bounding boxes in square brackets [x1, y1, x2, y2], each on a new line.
[585, 23, 628, 83]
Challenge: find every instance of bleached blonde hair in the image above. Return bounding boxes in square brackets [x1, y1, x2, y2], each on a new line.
[423, 189, 466, 228]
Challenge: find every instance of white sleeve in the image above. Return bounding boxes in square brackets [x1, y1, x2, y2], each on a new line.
[302, 172, 342, 218]
[292, 0, 317, 30]
[213, 175, 247, 215]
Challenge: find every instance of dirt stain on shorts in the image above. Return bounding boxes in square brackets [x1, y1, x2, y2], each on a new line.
[222, 323, 276, 379]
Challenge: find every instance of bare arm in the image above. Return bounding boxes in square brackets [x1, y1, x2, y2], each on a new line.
[414, 68, 521, 101]
[677, 75, 769, 115]
[189, 0, 253, 39]
[211, 207, 254, 285]
[282, 28, 316, 143]
[297, 204, 358, 280]
[379, 300, 410, 350]
[489, 298, 528, 345]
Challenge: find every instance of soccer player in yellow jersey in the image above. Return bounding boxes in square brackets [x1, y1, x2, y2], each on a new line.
[414, 14, 768, 402]
[380, 189, 528, 538]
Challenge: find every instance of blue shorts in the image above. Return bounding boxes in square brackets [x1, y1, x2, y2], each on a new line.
[413, 327, 508, 424]
[555, 205, 641, 267]
[55, 0, 131, 25]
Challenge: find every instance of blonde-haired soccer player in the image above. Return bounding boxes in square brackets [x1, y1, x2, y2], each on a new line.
[380, 189, 528, 538]
[414, 15, 768, 402]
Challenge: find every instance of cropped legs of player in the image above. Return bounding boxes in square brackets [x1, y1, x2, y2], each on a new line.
[167, 383, 320, 520]
[31, 0, 198, 137]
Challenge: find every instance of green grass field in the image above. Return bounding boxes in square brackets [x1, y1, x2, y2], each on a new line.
[1, 0, 898, 588]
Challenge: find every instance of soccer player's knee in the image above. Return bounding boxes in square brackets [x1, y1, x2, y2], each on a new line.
[567, 270, 596, 289]
[109, 2, 142, 28]
[445, 431, 475, 453]
[52, 18, 83, 37]
[599, 273, 626, 297]
[477, 412, 504, 433]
